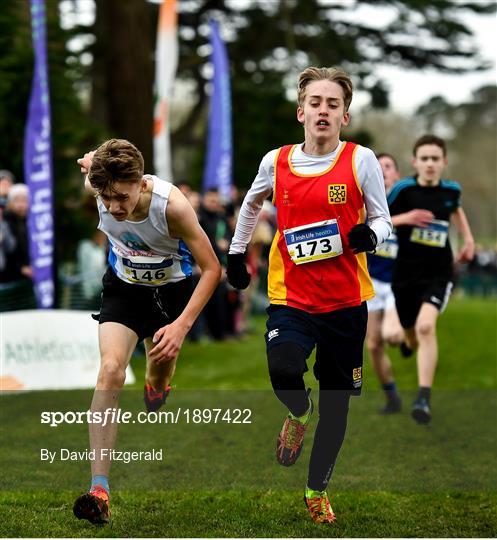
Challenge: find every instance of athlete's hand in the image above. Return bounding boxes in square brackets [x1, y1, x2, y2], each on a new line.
[347, 224, 377, 254]
[456, 240, 475, 263]
[227, 253, 251, 289]
[149, 320, 189, 363]
[77, 151, 95, 174]
[402, 209, 434, 227]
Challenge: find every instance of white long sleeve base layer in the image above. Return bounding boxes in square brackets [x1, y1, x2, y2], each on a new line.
[229, 141, 392, 254]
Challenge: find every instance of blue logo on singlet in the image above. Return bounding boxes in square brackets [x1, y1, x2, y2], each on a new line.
[120, 232, 150, 251]
[285, 223, 339, 246]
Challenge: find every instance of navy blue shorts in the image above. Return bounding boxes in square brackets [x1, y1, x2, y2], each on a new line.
[265, 303, 368, 394]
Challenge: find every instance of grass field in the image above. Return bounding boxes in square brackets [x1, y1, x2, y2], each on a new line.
[0, 296, 496, 537]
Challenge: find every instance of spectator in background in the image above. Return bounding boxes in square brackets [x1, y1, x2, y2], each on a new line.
[460, 243, 497, 296]
[0, 204, 16, 282]
[0, 170, 16, 283]
[0, 170, 15, 208]
[199, 189, 231, 340]
[199, 189, 230, 264]
[76, 230, 108, 308]
[185, 190, 201, 215]
[3, 183, 32, 283]
[176, 180, 193, 197]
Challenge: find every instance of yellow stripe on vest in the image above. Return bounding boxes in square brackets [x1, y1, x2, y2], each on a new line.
[268, 230, 288, 305]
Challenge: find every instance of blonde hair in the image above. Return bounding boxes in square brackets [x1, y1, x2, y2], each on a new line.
[88, 138, 144, 193]
[297, 67, 353, 111]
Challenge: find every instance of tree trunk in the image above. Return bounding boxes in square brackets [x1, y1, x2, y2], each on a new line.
[92, 0, 154, 169]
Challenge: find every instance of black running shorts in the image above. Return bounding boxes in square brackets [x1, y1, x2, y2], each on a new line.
[95, 267, 194, 342]
[264, 302, 368, 394]
[393, 280, 453, 329]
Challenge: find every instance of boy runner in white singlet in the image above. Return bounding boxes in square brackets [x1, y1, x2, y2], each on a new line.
[72, 139, 221, 524]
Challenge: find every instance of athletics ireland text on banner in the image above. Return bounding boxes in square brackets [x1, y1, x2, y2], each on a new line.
[23, 0, 55, 309]
[202, 20, 233, 201]
[153, 0, 178, 182]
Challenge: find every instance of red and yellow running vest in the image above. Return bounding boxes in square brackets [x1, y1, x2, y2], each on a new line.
[268, 142, 374, 313]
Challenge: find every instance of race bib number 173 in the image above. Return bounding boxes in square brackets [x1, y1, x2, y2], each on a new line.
[284, 219, 343, 265]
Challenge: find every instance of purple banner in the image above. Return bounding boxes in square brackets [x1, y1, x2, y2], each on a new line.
[202, 20, 233, 201]
[23, 0, 55, 308]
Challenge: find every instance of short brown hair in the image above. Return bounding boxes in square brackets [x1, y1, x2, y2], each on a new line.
[376, 153, 399, 171]
[413, 134, 447, 157]
[297, 67, 353, 110]
[88, 139, 144, 193]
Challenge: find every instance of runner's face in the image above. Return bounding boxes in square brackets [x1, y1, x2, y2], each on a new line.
[297, 80, 350, 144]
[99, 180, 145, 221]
[412, 144, 447, 184]
[379, 156, 400, 191]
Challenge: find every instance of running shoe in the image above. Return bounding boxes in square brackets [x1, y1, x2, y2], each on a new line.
[380, 396, 402, 414]
[276, 396, 313, 467]
[400, 342, 413, 358]
[73, 485, 110, 524]
[144, 383, 171, 413]
[411, 397, 431, 424]
[304, 491, 336, 524]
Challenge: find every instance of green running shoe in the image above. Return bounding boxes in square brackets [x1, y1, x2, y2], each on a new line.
[304, 489, 336, 524]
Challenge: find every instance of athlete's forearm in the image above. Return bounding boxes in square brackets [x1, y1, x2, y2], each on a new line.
[452, 207, 474, 244]
[229, 197, 264, 254]
[229, 182, 273, 254]
[391, 213, 408, 227]
[174, 266, 221, 330]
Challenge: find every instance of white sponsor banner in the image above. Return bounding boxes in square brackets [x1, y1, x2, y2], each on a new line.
[153, 0, 178, 181]
[0, 310, 135, 391]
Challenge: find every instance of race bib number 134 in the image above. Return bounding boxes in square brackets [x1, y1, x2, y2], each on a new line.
[410, 219, 449, 248]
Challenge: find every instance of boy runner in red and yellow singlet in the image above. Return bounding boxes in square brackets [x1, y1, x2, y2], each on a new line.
[227, 67, 392, 525]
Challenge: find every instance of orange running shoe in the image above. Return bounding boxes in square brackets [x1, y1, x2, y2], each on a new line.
[144, 383, 171, 412]
[73, 485, 110, 524]
[304, 490, 336, 524]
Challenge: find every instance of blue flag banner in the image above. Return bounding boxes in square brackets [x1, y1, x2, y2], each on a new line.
[23, 0, 55, 308]
[202, 20, 233, 200]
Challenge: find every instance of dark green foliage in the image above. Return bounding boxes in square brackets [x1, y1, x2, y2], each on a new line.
[416, 85, 497, 239]
[0, 0, 106, 262]
[173, 0, 496, 188]
[231, 79, 302, 185]
[0, 0, 33, 181]
[1, 0, 495, 260]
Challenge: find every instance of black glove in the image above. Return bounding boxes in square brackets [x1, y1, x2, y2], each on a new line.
[347, 224, 377, 254]
[227, 253, 251, 290]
